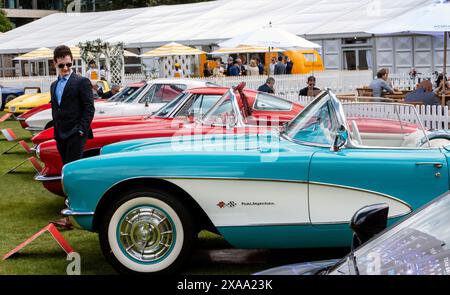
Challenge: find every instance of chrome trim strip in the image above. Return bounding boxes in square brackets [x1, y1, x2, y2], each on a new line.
[25, 127, 44, 132]
[34, 174, 62, 182]
[16, 117, 26, 121]
[61, 208, 94, 216]
[162, 176, 308, 184]
[217, 222, 311, 228]
[311, 213, 410, 226]
[309, 181, 413, 212]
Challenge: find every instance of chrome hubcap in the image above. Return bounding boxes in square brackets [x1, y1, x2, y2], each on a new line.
[118, 206, 174, 263]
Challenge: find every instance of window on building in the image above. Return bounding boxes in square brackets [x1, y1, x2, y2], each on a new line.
[342, 38, 373, 71]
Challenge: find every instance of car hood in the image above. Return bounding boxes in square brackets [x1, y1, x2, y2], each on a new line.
[7, 93, 49, 106]
[100, 130, 284, 156]
[253, 259, 340, 275]
[93, 118, 184, 135]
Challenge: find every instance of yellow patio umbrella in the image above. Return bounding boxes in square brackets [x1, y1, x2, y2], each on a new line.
[210, 45, 284, 54]
[140, 42, 206, 57]
[14, 46, 82, 61]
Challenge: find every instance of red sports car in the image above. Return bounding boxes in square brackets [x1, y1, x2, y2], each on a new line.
[36, 84, 304, 196]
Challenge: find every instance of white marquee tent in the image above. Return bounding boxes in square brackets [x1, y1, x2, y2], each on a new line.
[0, 0, 432, 54]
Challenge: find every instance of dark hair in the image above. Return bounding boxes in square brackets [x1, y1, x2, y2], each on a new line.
[266, 77, 275, 84]
[377, 68, 388, 79]
[88, 60, 96, 65]
[53, 45, 73, 62]
[278, 56, 283, 62]
[307, 76, 316, 82]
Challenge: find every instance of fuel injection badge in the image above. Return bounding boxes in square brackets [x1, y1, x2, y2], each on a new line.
[217, 201, 275, 208]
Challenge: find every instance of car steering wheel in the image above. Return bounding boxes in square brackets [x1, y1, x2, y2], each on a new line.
[351, 120, 362, 145]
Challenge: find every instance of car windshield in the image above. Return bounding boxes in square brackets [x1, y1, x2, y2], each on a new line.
[343, 102, 430, 148]
[153, 92, 191, 118]
[330, 192, 450, 275]
[285, 92, 341, 146]
[109, 86, 144, 103]
[201, 89, 243, 127]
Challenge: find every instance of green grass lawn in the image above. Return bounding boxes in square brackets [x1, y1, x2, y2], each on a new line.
[0, 114, 347, 275]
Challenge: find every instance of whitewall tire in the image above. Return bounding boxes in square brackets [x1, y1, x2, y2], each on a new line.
[99, 189, 195, 274]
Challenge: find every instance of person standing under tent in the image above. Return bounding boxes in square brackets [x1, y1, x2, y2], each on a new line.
[274, 56, 286, 75]
[173, 63, 184, 78]
[247, 59, 260, 76]
[269, 58, 277, 76]
[212, 59, 225, 77]
[225, 56, 234, 76]
[285, 56, 294, 75]
[85, 60, 99, 80]
[257, 58, 264, 75]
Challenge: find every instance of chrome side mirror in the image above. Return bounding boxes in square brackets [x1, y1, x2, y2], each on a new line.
[331, 125, 348, 152]
[350, 203, 389, 249]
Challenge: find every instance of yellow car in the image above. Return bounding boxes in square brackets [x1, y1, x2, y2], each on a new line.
[5, 80, 110, 115]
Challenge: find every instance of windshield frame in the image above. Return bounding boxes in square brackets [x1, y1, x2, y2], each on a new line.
[284, 91, 434, 150]
[200, 88, 245, 127]
[283, 91, 349, 148]
[152, 92, 193, 118]
[107, 85, 144, 103]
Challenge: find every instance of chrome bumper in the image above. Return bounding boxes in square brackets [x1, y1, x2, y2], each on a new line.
[34, 174, 62, 182]
[61, 208, 94, 216]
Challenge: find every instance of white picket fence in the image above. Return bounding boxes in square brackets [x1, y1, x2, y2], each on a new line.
[389, 72, 437, 90]
[0, 70, 373, 94]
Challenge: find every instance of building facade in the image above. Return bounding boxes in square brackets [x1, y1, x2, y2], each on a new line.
[1, 0, 64, 27]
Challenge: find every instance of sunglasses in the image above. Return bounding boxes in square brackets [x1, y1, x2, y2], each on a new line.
[57, 63, 72, 69]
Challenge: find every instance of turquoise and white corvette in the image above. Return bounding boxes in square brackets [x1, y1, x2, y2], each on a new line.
[61, 91, 450, 274]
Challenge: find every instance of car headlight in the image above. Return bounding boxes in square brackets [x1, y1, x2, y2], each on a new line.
[35, 144, 41, 160]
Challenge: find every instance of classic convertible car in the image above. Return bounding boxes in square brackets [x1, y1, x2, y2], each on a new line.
[256, 190, 450, 275]
[35, 85, 303, 195]
[24, 79, 208, 133]
[61, 90, 450, 274]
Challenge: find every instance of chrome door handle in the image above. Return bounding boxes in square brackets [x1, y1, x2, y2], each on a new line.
[415, 162, 444, 169]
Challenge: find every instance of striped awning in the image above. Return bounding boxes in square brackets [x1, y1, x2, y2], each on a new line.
[210, 45, 284, 55]
[14, 47, 81, 60]
[141, 42, 206, 57]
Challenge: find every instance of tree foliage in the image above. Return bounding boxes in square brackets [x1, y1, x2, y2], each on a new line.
[0, 9, 13, 33]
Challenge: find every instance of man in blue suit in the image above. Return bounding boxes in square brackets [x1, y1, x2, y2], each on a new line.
[51, 45, 95, 165]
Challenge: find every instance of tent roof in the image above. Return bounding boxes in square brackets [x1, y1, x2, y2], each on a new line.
[0, 0, 431, 54]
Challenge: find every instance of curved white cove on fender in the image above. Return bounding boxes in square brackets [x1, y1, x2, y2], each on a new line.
[309, 183, 412, 224]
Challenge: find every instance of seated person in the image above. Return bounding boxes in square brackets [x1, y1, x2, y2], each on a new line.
[299, 76, 320, 96]
[102, 84, 120, 99]
[405, 80, 439, 106]
[369, 68, 395, 98]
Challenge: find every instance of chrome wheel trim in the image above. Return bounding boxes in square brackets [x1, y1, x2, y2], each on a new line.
[117, 205, 175, 264]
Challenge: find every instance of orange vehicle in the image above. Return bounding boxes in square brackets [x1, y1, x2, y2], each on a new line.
[200, 49, 323, 76]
